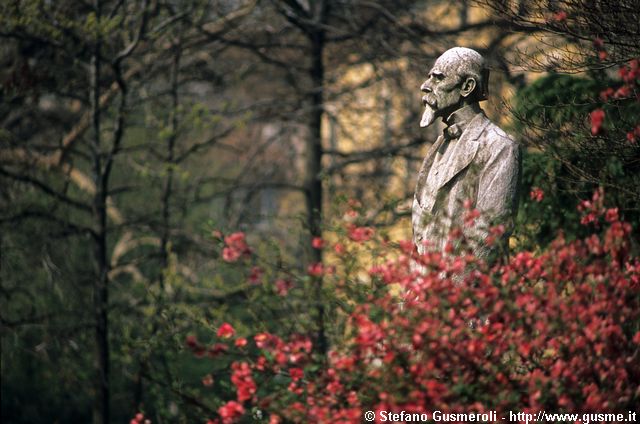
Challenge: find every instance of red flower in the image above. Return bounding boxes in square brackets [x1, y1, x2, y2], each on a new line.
[307, 262, 324, 277]
[530, 187, 544, 202]
[255, 356, 267, 371]
[605, 208, 619, 223]
[248, 266, 263, 285]
[218, 400, 245, 424]
[333, 242, 346, 255]
[398, 239, 415, 254]
[552, 10, 567, 22]
[600, 87, 614, 101]
[619, 61, 639, 83]
[289, 367, 304, 381]
[217, 323, 235, 339]
[222, 232, 251, 263]
[222, 247, 241, 262]
[590, 109, 605, 135]
[235, 337, 248, 348]
[614, 85, 631, 98]
[347, 224, 374, 242]
[254, 333, 271, 349]
[333, 355, 356, 371]
[326, 379, 343, 394]
[225, 232, 246, 248]
[202, 374, 214, 387]
[130, 414, 151, 424]
[580, 212, 598, 226]
[231, 361, 256, 402]
[311, 237, 324, 249]
[207, 343, 229, 357]
[344, 209, 359, 220]
[185, 335, 198, 348]
[463, 208, 481, 226]
[274, 279, 293, 296]
[269, 415, 281, 424]
[619, 66, 629, 80]
[347, 198, 362, 208]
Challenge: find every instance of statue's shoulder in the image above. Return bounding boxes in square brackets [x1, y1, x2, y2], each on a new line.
[472, 114, 520, 164]
[478, 115, 518, 148]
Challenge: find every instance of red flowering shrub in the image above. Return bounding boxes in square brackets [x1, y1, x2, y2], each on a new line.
[590, 55, 640, 139]
[511, 34, 640, 253]
[222, 232, 252, 263]
[190, 191, 639, 423]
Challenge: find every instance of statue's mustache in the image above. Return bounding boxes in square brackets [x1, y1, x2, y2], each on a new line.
[422, 94, 437, 108]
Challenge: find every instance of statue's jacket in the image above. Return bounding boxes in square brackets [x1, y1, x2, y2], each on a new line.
[412, 110, 521, 259]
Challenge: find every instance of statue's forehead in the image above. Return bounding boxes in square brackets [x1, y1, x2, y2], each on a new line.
[429, 58, 459, 76]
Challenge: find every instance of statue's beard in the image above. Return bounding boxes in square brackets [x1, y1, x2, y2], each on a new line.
[420, 95, 438, 128]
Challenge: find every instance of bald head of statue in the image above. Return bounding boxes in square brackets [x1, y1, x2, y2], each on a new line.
[420, 47, 490, 128]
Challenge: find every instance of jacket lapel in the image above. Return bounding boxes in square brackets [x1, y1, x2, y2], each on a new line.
[436, 113, 489, 190]
[414, 134, 445, 205]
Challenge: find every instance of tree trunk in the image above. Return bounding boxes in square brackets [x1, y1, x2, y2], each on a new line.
[160, 41, 181, 282]
[307, 19, 327, 357]
[90, 1, 109, 422]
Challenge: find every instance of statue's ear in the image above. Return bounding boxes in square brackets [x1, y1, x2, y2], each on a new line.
[460, 77, 477, 98]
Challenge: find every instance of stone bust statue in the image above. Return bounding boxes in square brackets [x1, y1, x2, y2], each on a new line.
[412, 47, 521, 261]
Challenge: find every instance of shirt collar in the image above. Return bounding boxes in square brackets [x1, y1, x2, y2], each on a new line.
[444, 103, 482, 136]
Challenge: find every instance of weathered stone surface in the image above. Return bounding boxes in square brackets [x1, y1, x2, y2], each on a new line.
[412, 47, 521, 260]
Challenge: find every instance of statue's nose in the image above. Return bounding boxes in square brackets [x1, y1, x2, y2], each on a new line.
[420, 81, 431, 93]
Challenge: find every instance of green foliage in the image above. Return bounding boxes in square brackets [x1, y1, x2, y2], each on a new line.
[512, 71, 640, 250]
[513, 73, 601, 127]
[1, 216, 94, 422]
[515, 151, 585, 250]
